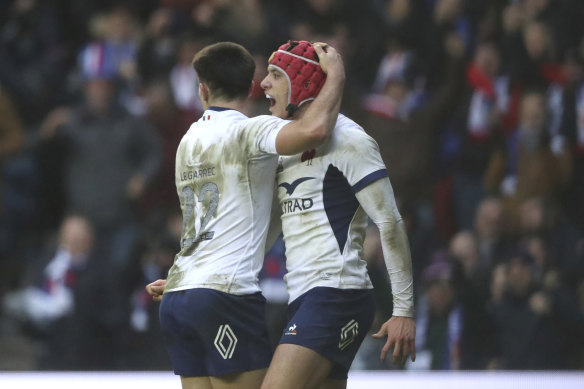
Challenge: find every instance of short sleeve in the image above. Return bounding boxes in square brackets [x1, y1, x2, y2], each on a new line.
[242, 115, 290, 156]
[335, 129, 388, 193]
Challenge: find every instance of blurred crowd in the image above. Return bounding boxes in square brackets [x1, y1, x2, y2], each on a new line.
[0, 0, 583, 372]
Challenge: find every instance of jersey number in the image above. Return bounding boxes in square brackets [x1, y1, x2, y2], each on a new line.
[180, 182, 219, 249]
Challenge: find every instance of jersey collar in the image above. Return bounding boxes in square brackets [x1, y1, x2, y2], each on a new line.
[207, 106, 234, 112]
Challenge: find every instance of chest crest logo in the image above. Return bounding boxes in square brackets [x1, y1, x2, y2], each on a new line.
[301, 149, 316, 165]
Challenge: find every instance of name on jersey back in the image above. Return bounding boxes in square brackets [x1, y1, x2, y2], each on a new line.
[180, 167, 217, 182]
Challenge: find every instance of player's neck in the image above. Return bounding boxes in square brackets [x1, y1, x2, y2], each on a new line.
[290, 101, 311, 120]
[203, 97, 247, 113]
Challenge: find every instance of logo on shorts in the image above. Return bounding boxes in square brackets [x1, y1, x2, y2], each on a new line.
[285, 323, 297, 336]
[338, 319, 359, 350]
[214, 324, 238, 359]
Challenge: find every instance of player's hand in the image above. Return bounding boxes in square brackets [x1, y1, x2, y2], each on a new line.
[313, 42, 345, 80]
[145, 279, 167, 302]
[372, 316, 416, 366]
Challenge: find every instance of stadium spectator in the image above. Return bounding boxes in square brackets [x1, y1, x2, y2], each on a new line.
[448, 40, 509, 230]
[488, 249, 583, 370]
[484, 91, 572, 234]
[362, 31, 465, 223]
[449, 231, 495, 369]
[413, 256, 462, 370]
[0, 83, 25, 295]
[35, 42, 161, 369]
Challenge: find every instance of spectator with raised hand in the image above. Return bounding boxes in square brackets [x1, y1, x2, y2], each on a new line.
[40, 42, 161, 255]
[449, 40, 509, 230]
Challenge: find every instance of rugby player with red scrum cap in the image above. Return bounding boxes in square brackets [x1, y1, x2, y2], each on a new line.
[259, 40, 416, 389]
[146, 41, 344, 389]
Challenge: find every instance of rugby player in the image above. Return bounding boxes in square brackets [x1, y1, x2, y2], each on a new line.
[259, 41, 416, 389]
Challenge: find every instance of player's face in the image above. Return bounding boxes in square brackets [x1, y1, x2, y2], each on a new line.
[260, 66, 289, 119]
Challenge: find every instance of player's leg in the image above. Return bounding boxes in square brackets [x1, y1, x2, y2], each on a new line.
[180, 376, 213, 389]
[261, 287, 376, 389]
[318, 379, 347, 389]
[261, 344, 333, 389]
[180, 368, 267, 389]
[209, 368, 267, 389]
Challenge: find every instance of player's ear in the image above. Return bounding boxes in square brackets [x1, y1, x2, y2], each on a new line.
[199, 82, 210, 103]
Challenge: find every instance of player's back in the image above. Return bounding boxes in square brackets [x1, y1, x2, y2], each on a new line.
[165, 107, 287, 295]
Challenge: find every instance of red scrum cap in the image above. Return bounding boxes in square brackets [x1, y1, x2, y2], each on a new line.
[268, 41, 326, 116]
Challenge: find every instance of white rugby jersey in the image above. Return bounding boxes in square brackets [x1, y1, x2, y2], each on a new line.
[165, 107, 288, 295]
[278, 114, 387, 303]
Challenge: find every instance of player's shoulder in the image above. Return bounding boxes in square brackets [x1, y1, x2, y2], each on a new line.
[333, 114, 377, 145]
[242, 114, 285, 128]
[186, 109, 247, 134]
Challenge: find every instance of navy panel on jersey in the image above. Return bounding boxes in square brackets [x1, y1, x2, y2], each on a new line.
[323, 164, 360, 253]
[279, 287, 376, 379]
[159, 288, 272, 377]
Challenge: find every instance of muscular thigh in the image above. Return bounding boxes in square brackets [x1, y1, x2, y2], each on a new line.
[181, 376, 213, 389]
[261, 344, 334, 389]
[209, 368, 267, 389]
[318, 379, 347, 389]
[181, 368, 266, 389]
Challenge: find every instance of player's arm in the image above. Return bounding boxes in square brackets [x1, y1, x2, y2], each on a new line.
[274, 43, 345, 155]
[355, 177, 416, 365]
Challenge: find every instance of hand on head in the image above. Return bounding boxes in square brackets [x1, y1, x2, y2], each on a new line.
[313, 42, 345, 80]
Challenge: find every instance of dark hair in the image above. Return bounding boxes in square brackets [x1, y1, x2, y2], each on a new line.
[192, 42, 255, 100]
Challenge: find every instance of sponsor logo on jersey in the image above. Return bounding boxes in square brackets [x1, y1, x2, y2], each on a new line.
[214, 324, 238, 359]
[285, 323, 298, 336]
[279, 177, 315, 214]
[278, 177, 315, 195]
[338, 319, 359, 350]
[281, 198, 313, 214]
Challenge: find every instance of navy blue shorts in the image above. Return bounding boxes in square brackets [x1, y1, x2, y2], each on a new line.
[279, 287, 376, 379]
[159, 288, 272, 377]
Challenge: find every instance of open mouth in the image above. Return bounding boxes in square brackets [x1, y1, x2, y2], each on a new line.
[265, 94, 276, 108]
